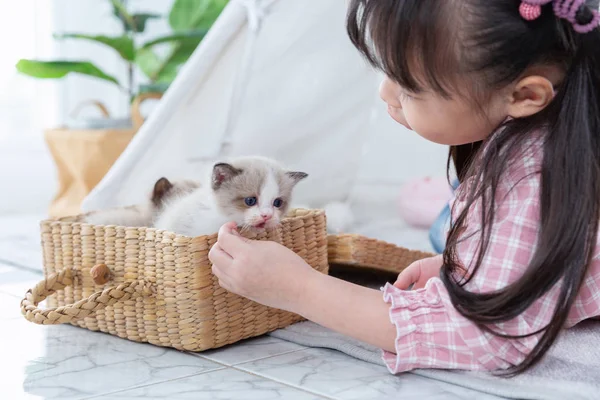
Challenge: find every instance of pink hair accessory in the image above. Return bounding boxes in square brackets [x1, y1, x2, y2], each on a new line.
[520, 2, 544, 20]
[520, 0, 600, 33]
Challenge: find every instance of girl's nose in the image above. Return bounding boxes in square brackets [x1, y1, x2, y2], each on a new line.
[379, 77, 402, 109]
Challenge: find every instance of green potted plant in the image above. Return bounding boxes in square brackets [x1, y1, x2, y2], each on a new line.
[15, 0, 228, 217]
[17, 0, 228, 126]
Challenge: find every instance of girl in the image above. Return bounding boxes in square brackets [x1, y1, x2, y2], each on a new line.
[209, 0, 600, 375]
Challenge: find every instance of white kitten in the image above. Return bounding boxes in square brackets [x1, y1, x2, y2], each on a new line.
[153, 156, 308, 237]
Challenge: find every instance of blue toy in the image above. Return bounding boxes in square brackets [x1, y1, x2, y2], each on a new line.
[428, 179, 459, 253]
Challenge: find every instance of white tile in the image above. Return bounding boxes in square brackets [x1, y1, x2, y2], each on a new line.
[193, 336, 306, 366]
[96, 368, 325, 400]
[0, 263, 42, 298]
[237, 348, 495, 400]
[0, 291, 26, 320]
[0, 214, 46, 271]
[0, 316, 222, 399]
[22, 352, 223, 400]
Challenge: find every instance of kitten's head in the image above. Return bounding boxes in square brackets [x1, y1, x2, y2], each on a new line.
[151, 177, 200, 210]
[210, 157, 308, 231]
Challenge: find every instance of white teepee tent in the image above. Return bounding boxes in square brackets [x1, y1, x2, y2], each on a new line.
[82, 0, 447, 246]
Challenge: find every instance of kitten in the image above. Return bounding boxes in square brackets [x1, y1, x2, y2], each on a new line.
[153, 156, 308, 237]
[82, 178, 199, 227]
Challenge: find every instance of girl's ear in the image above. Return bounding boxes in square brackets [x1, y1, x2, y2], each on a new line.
[506, 75, 555, 119]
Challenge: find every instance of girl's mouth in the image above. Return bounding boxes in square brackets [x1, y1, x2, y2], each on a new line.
[387, 105, 413, 130]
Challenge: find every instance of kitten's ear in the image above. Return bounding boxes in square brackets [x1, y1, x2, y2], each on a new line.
[286, 171, 308, 184]
[152, 177, 173, 206]
[212, 163, 242, 190]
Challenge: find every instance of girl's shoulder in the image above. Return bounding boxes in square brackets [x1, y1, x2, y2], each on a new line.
[452, 134, 544, 216]
[466, 133, 543, 190]
[505, 134, 544, 177]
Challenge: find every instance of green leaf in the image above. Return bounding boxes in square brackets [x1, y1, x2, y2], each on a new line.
[136, 0, 227, 84]
[131, 13, 162, 33]
[164, 36, 202, 67]
[111, 0, 136, 32]
[15, 60, 121, 87]
[54, 34, 135, 61]
[135, 48, 162, 81]
[140, 30, 208, 49]
[169, 0, 228, 32]
[136, 31, 205, 83]
[136, 47, 179, 84]
[111, 0, 162, 33]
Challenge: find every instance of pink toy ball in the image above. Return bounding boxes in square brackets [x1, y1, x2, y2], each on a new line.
[398, 176, 453, 229]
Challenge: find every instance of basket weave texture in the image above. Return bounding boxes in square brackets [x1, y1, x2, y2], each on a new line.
[21, 209, 328, 352]
[328, 234, 435, 272]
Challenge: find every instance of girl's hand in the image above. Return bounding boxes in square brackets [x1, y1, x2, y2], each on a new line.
[208, 222, 316, 312]
[211, 223, 397, 353]
[394, 255, 444, 290]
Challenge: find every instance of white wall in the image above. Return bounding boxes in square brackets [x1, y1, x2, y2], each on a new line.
[0, 0, 57, 215]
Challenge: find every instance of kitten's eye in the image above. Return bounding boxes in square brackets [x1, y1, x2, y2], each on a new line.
[244, 197, 257, 207]
[273, 198, 283, 208]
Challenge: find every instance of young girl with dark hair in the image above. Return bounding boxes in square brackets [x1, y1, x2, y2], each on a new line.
[209, 0, 600, 375]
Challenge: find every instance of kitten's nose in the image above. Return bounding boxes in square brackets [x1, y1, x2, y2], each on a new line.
[261, 213, 272, 221]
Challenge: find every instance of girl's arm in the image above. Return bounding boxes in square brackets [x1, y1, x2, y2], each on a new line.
[295, 267, 542, 373]
[293, 254, 445, 352]
[292, 271, 398, 353]
[209, 224, 506, 373]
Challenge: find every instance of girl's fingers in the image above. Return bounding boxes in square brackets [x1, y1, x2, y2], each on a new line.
[217, 278, 231, 291]
[393, 261, 422, 290]
[217, 222, 250, 255]
[212, 262, 233, 282]
[209, 243, 233, 268]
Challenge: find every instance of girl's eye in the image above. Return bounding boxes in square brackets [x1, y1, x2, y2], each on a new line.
[244, 197, 257, 207]
[273, 198, 283, 208]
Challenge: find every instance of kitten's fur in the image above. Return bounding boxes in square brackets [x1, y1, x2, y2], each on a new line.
[83, 178, 199, 227]
[154, 156, 308, 237]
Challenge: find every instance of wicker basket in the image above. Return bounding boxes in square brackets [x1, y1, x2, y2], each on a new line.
[21, 209, 329, 352]
[328, 234, 434, 273]
[20, 209, 435, 352]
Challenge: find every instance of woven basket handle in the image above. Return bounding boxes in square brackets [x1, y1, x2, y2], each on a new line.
[69, 100, 111, 119]
[20, 268, 154, 325]
[131, 92, 163, 129]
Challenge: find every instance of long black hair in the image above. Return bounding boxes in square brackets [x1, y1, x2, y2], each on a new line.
[347, 0, 600, 375]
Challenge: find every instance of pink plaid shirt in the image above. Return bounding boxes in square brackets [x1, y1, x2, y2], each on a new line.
[382, 138, 600, 373]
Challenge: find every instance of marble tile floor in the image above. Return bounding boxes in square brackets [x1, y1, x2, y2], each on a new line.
[0, 215, 508, 400]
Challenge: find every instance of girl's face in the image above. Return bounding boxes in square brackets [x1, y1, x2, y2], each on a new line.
[379, 76, 508, 146]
